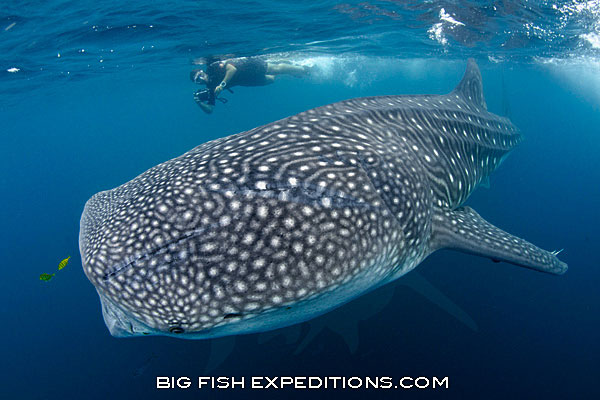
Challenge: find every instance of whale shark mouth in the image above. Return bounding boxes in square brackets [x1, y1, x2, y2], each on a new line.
[98, 291, 154, 337]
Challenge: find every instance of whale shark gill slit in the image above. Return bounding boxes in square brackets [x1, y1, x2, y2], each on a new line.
[101, 223, 219, 282]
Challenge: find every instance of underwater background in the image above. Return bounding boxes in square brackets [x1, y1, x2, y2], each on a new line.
[1, 1, 599, 399]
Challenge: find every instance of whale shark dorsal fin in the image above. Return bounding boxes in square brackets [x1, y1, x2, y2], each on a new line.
[430, 207, 568, 275]
[452, 59, 487, 110]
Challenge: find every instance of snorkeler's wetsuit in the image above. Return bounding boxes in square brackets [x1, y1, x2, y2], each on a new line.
[204, 57, 269, 105]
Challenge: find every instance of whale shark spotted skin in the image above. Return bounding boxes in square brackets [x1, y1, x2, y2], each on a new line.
[79, 60, 567, 339]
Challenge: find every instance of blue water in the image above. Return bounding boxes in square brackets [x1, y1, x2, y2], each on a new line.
[1, 1, 599, 399]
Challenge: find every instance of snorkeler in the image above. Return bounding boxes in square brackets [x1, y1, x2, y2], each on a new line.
[191, 56, 310, 114]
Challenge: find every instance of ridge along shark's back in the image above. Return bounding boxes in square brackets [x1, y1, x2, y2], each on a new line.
[284, 59, 522, 210]
[79, 59, 566, 340]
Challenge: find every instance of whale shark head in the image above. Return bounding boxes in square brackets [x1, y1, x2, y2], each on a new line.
[79, 145, 400, 338]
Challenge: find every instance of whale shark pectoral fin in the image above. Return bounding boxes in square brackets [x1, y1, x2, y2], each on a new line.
[430, 207, 568, 275]
[452, 58, 487, 110]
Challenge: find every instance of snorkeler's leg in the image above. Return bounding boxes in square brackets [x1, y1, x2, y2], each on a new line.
[266, 63, 309, 77]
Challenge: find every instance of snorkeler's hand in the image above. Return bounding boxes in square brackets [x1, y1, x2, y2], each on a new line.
[198, 102, 214, 114]
[214, 85, 224, 96]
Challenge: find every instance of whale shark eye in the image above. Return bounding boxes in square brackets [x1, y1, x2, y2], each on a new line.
[169, 326, 184, 334]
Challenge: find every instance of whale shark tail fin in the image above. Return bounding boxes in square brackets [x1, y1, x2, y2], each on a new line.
[452, 59, 487, 110]
[429, 207, 567, 275]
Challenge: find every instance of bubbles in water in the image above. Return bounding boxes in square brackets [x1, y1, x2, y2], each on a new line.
[267, 53, 433, 89]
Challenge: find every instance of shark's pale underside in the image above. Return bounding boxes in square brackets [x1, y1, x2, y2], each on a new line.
[79, 60, 567, 338]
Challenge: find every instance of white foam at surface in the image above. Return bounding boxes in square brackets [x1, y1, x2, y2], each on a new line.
[539, 56, 600, 105]
[581, 32, 600, 48]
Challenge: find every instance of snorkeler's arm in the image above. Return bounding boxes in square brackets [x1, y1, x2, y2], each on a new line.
[215, 64, 237, 95]
[222, 63, 237, 86]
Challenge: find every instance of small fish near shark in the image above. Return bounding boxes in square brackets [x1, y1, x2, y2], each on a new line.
[79, 59, 567, 339]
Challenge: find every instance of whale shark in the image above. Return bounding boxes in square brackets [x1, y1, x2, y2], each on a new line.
[79, 59, 567, 339]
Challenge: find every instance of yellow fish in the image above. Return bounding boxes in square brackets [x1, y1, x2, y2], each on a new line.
[40, 273, 55, 281]
[58, 256, 70, 270]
